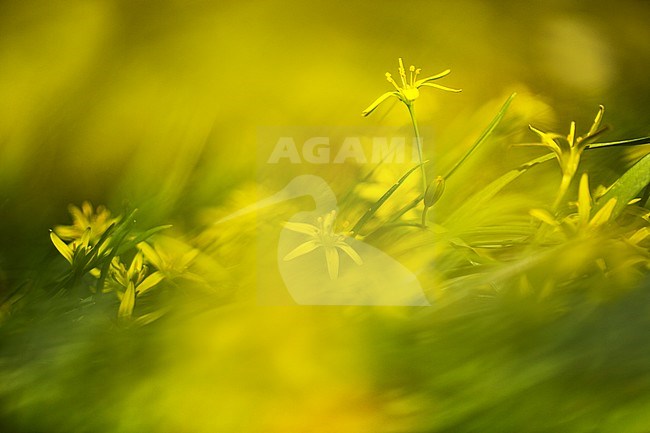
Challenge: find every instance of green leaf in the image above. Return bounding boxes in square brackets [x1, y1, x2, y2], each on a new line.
[593, 152, 650, 219]
[587, 136, 650, 149]
[444, 153, 555, 225]
[351, 163, 423, 235]
[116, 225, 173, 256]
[444, 93, 516, 180]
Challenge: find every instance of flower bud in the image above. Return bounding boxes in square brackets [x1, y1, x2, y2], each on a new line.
[424, 176, 445, 207]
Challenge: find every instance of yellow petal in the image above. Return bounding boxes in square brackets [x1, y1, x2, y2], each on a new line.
[138, 241, 164, 270]
[50, 231, 73, 264]
[68, 204, 87, 227]
[54, 225, 82, 241]
[418, 82, 462, 93]
[528, 125, 564, 161]
[589, 198, 617, 228]
[567, 121, 576, 146]
[529, 209, 559, 226]
[118, 282, 136, 320]
[628, 227, 650, 245]
[128, 251, 144, 278]
[578, 173, 591, 226]
[362, 91, 399, 117]
[284, 221, 319, 236]
[137, 271, 164, 295]
[587, 105, 605, 137]
[414, 69, 451, 85]
[324, 246, 339, 280]
[336, 242, 363, 265]
[283, 239, 319, 261]
[178, 249, 200, 270]
[134, 310, 167, 326]
[79, 227, 91, 248]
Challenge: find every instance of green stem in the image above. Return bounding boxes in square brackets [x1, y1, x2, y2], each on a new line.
[407, 103, 428, 227]
[553, 173, 572, 211]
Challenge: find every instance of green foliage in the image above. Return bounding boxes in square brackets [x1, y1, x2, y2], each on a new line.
[2, 47, 650, 433]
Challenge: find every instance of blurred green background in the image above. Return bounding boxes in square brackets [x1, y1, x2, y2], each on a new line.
[2, 0, 650, 272]
[1, 1, 650, 432]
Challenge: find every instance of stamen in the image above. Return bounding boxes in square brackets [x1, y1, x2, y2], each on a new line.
[385, 72, 401, 90]
[409, 65, 415, 86]
[398, 58, 407, 87]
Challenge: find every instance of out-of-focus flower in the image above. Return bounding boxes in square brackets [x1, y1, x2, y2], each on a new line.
[54, 201, 117, 244]
[283, 210, 362, 280]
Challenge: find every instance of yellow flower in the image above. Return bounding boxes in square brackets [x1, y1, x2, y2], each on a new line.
[54, 201, 116, 244]
[527, 105, 606, 208]
[362, 58, 461, 116]
[530, 173, 617, 236]
[283, 210, 363, 280]
[138, 236, 200, 280]
[108, 253, 165, 320]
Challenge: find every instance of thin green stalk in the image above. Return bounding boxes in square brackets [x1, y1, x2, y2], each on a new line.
[553, 172, 573, 211]
[444, 93, 516, 181]
[407, 103, 427, 193]
[407, 103, 428, 226]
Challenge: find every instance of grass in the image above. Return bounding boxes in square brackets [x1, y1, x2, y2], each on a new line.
[1, 56, 650, 432]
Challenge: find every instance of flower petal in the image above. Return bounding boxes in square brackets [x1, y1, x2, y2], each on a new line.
[50, 231, 73, 264]
[578, 173, 592, 226]
[138, 241, 164, 270]
[589, 198, 617, 228]
[324, 246, 340, 280]
[418, 82, 462, 93]
[414, 69, 451, 85]
[137, 271, 165, 295]
[284, 221, 319, 236]
[587, 105, 605, 137]
[567, 121, 576, 147]
[54, 225, 82, 241]
[362, 91, 399, 117]
[118, 282, 136, 320]
[79, 227, 91, 248]
[68, 204, 88, 228]
[528, 125, 564, 161]
[283, 239, 319, 261]
[336, 241, 363, 265]
[529, 209, 559, 227]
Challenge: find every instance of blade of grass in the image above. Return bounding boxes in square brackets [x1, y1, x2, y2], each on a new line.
[593, 152, 650, 219]
[443, 93, 516, 180]
[586, 136, 650, 149]
[443, 153, 555, 226]
[350, 162, 424, 235]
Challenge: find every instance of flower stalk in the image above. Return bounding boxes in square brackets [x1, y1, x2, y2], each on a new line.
[363, 58, 461, 227]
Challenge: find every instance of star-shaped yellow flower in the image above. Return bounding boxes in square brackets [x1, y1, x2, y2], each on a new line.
[362, 58, 461, 116]
[527, 105, 607, 208]
[283, 210, 363, 280]
[53, 201, 116, 244]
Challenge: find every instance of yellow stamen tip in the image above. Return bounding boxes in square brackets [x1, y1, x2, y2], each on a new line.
[409, 65, 415, 72]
